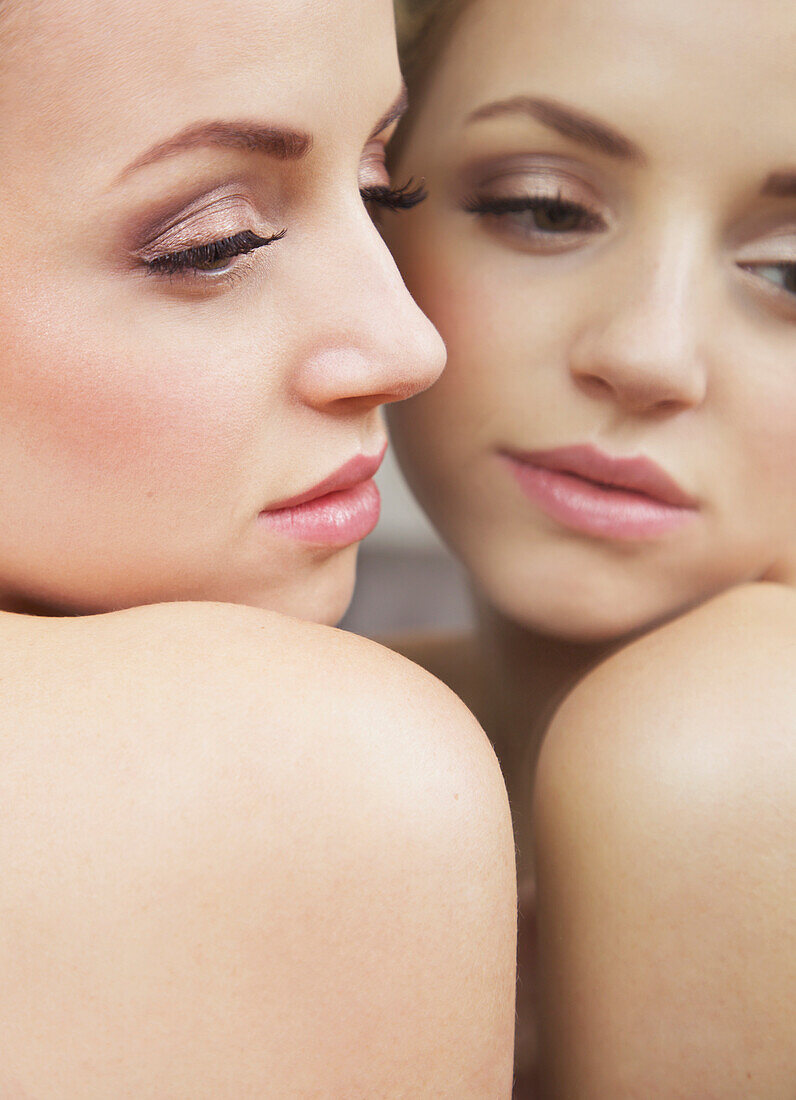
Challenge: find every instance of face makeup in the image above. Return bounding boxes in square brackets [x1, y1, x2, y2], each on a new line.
[0, 0, 446, 622]
[384, 0, 796, 640]
[500, 445, 698, 541]
[259, 445, 387, 545]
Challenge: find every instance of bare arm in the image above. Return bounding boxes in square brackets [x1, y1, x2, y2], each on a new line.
[0, 602, 516, 1099]
[532, 584, 796, 1099]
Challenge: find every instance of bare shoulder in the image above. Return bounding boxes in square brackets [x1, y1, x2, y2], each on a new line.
[0, 599, 508, 858]
[539, 583, 796, 825]
[0, 604, 515, 1098]
[383, 628, 484, 717]
[2, 600, 490, 749]
[549, 580, 796, 755]
[538, 579, 796, 915]
[534, 584, 796, 1098]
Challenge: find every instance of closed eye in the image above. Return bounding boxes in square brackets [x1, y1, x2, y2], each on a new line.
[143, 228, 286, 279]
[360, 178, 427, 212]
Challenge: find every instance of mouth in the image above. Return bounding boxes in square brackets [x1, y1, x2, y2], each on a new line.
[259, 442, 387, 546]
[499, 443, 698, 540]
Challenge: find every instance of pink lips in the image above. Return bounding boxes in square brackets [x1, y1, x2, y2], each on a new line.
[501, 444, 698, 540]
[259, 444, 387, 545]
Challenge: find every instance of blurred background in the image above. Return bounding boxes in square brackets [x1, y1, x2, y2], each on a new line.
[340, 445, 474, 638]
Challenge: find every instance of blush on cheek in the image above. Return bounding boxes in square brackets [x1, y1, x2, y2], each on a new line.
[0, 307, 261, 507]
[0, 279, 307, 613]
[0, 307, 270, 608]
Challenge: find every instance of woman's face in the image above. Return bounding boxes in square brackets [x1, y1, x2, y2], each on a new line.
[0, 0, 444, 622]
[386, 0, 796, 641]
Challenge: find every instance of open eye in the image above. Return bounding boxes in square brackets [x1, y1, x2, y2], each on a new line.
[466, 194, 605, 234]
[462, 183, 610, 254]
[738, 262, 796, 298]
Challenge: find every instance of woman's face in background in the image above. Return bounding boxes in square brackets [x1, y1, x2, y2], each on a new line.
[386, 0, 796, 642]
[0, 0, 444, 622]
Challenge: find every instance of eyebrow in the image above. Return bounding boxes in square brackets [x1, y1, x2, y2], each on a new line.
[116, 121, 312, 182]
[761, 171, 796, 198]
[115, 83, 408, 185]
[370, 82, 409, 139]
[466, 95, 646, 165]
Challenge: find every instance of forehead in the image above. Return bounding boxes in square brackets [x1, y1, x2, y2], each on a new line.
[424, 0, 796, 171]
[0, 0, 399, 181]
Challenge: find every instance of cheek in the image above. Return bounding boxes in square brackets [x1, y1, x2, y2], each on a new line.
[735, 387, 796, 520]
[392, 226, 501, 430]
[0, 292, 268, 505]
[391, 220, 567, 452]
[393, 218, 498, 366]
[710, 332, 796, 501]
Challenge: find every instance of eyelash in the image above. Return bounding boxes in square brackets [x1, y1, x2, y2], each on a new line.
[739, 262, 796, 301]
[144, 228, 285, 278]
[361, 178, 428, 211]
[463, 192, 606, 234]
[463, 188, 796, 285]
[143, 180, 427, 282]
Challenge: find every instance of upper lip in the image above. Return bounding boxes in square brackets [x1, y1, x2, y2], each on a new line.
[502, 444, 697, 508]
[263, 441, 388, 512]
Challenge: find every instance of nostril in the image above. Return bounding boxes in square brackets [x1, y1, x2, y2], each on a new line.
[573, 373, 614, 400]
[651, 396, 682, 415]
[387, 370, 438, 404]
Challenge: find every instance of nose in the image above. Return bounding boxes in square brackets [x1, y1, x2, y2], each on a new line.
[568, 228, 709, 416]
[292, 205, 446, 412]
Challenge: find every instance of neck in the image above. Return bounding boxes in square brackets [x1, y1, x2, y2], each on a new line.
[471, 595, 620, 881]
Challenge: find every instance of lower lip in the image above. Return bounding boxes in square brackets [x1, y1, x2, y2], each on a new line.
[502, 456, 696, 540]
[259, 478, 381, 545]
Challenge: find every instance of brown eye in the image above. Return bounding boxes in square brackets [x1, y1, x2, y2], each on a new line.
[532, 201, 589, 232]
[190, 253, 237, 273]
[463, 194, 606, 238]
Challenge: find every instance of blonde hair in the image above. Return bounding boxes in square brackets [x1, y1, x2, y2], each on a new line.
[394, 0, 472, 96]
[389, 0, 473, 164]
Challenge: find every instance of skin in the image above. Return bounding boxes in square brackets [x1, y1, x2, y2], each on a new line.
[0, 602, 517, 1098]
[0, 0, 447, 624]
[0, 0, 518, 1094]
[383, 0, 796, 1093]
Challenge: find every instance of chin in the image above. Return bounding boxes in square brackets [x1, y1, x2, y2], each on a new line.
[2, 541, 361, 625]
[468, 540, 723, 646]
[238, 543, 361, 626]
[483, 581, 658, 644]
[515, 597, 669, 646]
